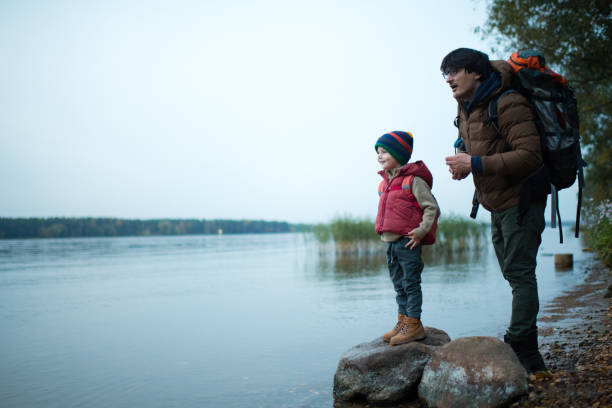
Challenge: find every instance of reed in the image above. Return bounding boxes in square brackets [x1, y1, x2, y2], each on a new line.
[312, 223, 332, 243]
[312, 214, 488, 255]
[432, 214, 488, 254]
[312, 216, 379, 256]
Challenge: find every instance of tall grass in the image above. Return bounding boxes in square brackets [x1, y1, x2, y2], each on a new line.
[313, 215, 380, 255]
[313, 214, 488, 255]
[582, 199, 612, 268]
[433, 214, 488, 253]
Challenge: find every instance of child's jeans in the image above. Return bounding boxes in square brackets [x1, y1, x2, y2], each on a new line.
[386, 237, 424, 319]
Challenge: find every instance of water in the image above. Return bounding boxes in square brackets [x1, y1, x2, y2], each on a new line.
[0, 228, 589, 407]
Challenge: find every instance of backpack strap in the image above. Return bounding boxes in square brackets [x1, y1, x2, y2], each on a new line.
[378, 180, 386, 196]
[486, 89, 519, 133]
[401, 175, 420, 210]
[401, 175, 414, 191]
[470, 191, 479, 219]
[550, 185, 564, 243]
[575, 155, 586, 238]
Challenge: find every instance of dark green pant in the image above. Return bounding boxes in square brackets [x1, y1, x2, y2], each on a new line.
[491, 200, 546, 341]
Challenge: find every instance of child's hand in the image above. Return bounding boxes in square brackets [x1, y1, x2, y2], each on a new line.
[405, 230, 422, 250]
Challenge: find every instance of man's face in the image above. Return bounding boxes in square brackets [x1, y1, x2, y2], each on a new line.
[444, 68, 481, 101]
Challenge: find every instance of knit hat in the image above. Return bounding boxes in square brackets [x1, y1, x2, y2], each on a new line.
[375, 131, 414, 165]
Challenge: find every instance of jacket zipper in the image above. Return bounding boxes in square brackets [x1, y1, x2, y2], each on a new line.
[380, 181, 391, 230]
[466, 112, 488, 210]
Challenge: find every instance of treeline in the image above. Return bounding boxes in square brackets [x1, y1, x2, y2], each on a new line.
[0, 217, 311, 239]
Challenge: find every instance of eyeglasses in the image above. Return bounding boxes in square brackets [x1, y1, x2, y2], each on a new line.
[442, 68, 461, 80]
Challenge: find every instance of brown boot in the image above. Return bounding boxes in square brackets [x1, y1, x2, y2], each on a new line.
[389, 317, 426, 346]
[382, 314, 406, 343]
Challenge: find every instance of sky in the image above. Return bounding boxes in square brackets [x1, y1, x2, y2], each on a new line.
[0, 0, 580, 224]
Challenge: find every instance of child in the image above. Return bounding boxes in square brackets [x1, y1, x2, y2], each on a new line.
[375, 130, 439, 346]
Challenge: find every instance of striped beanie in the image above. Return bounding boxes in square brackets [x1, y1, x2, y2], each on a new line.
[375, 131, 414, 165]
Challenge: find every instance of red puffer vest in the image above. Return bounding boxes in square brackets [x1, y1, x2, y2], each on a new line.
[375, 161, 433, 235]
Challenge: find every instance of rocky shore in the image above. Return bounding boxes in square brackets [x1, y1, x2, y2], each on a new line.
[515, 259, 611, 407]
[334, 258, 611, 408]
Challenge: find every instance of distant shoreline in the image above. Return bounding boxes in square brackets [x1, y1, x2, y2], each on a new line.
[0, 217, 312, 239]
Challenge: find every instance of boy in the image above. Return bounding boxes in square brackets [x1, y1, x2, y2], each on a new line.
[375, 130, 439, 346]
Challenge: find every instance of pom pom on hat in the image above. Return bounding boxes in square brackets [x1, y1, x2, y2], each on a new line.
[375, 131, 414, 165]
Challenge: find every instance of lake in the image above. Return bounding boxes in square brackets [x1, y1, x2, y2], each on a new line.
[0, 227, 588, 407]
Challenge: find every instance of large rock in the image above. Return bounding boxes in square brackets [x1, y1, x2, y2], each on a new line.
[418, 336, 528, 408]
[333, 327, 451, 405]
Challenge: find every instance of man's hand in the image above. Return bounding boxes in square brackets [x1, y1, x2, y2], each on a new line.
[405, 230, 422, 250]
[445, 152, 472, 180]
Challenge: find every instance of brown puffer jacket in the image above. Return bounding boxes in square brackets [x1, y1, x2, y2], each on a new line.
[457, 60, 543, 213]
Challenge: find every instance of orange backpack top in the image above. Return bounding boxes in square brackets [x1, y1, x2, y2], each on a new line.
[487, 50, 585, 243]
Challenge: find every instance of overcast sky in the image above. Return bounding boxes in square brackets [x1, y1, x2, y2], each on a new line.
[0, 0, 579, 224]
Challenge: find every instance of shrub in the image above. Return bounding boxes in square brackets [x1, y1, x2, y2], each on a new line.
[583, 199, 612, 268]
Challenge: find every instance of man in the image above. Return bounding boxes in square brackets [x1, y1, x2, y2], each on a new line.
[441, 48, 548, 374]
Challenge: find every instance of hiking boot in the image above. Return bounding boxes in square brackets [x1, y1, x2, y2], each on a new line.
[504, 333, 549, 374]
[390, 317, 426, 346]
[383, 314, 406, 342]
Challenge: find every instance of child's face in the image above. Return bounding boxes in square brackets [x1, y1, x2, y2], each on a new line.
[377, 147, 400, 171]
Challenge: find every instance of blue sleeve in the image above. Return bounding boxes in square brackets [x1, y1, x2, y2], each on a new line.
[471, 156, 483, 174]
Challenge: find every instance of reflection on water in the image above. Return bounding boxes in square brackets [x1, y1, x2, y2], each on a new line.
[314, 244, 490, 282]
[316, 252, 386, 277]
[0, 229, 591, 408]
[422, 245, 489, 266]
[314, 239, 491, 276]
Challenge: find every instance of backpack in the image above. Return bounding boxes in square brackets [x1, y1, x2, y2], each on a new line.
[378, 175, 440, 245]
[486, 50, 586, 243]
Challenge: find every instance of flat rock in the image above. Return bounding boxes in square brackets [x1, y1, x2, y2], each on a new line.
[333, 327, 451, 405]
[418, 336, 528, 408]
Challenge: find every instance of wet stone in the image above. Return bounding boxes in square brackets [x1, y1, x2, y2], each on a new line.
[418, 337, 528, 408]
[333, 327, 450, 405]
[334, 332, 532, 408]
